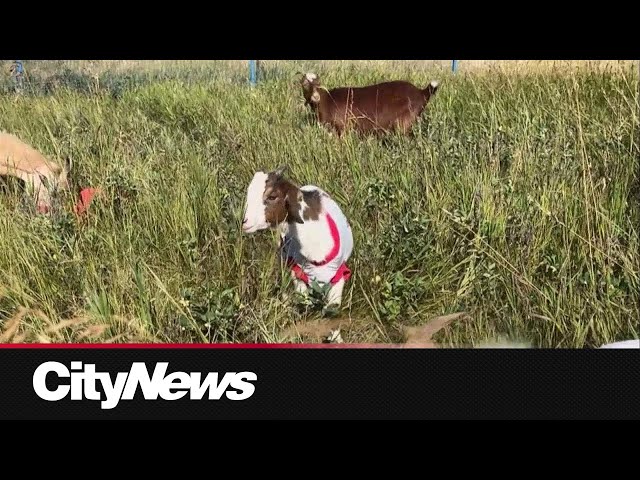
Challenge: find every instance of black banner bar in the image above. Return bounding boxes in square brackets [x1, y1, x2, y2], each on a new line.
[1, 347, 638, 420]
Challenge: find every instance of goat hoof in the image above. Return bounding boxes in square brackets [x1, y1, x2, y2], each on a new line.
[323, 329, 344, 344]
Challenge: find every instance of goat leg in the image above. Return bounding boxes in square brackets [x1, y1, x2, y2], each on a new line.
[325, 278, 345, 309]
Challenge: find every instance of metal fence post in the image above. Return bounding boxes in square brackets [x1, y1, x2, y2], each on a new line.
[452, 60, 458, 73]
[249, 60, 257, 86]
[10, 60, 25, 93]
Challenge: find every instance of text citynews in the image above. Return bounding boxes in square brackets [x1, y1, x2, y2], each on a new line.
[32, 361, 258, 410]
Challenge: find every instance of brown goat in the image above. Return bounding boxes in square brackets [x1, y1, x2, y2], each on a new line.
[0, 131, 72, 214]
[299, 72, 439, 137]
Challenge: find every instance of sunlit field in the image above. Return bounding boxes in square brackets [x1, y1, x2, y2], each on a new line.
[0, 60, 638, 347]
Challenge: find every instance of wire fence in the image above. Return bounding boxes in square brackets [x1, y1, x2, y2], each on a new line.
[1, 60, 638, 97]
[0, 60, 264, 97]
[248, 60, 458, 86]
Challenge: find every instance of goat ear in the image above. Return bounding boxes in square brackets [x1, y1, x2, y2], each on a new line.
[273, 165, 288, 178]
[63, 156, 73, 173]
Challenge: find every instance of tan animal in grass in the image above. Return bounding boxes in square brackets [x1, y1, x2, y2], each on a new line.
[0, 131, 72, 213]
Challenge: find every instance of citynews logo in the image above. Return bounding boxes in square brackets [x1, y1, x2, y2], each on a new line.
[33, 361, 257, 410]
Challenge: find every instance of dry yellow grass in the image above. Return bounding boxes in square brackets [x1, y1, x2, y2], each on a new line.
[0, 305, 160, 344]
[3, 59, 638, 80]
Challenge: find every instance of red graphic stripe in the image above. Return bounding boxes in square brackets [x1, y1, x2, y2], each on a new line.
[310, 214, 340, 266]
[0, 343, 432, 349]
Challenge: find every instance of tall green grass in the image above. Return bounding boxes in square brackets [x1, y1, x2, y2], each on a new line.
[0, 61, 638, 346]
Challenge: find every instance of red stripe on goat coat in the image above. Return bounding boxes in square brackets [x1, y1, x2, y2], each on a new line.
[310, 212, 340, 266]
[288, 259, 351, 286]
[286, 213, 351, 286]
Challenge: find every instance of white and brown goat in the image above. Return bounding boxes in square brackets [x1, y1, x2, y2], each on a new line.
[0, 131, 72, 214]
[242, 166, 354, 309]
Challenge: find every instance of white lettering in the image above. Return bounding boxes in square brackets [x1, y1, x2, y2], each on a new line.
[32, 361, 70, 401]
[99, 372, 130, 410]
[227, 372, 258, 400]
[82, 364, 102, 401]
[160, 371, 191, 400]
[121, 362, 169, 401]
[32, 362, 257, 409]
[189, 372, 219, 400]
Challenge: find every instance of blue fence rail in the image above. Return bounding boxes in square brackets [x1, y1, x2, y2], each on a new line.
[248, 60, 460, 85]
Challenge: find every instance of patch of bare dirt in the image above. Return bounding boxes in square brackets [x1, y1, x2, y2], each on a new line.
[280, 311, 470, 347]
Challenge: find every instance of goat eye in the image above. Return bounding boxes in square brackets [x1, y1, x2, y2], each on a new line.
[267, 194, 278, 201]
